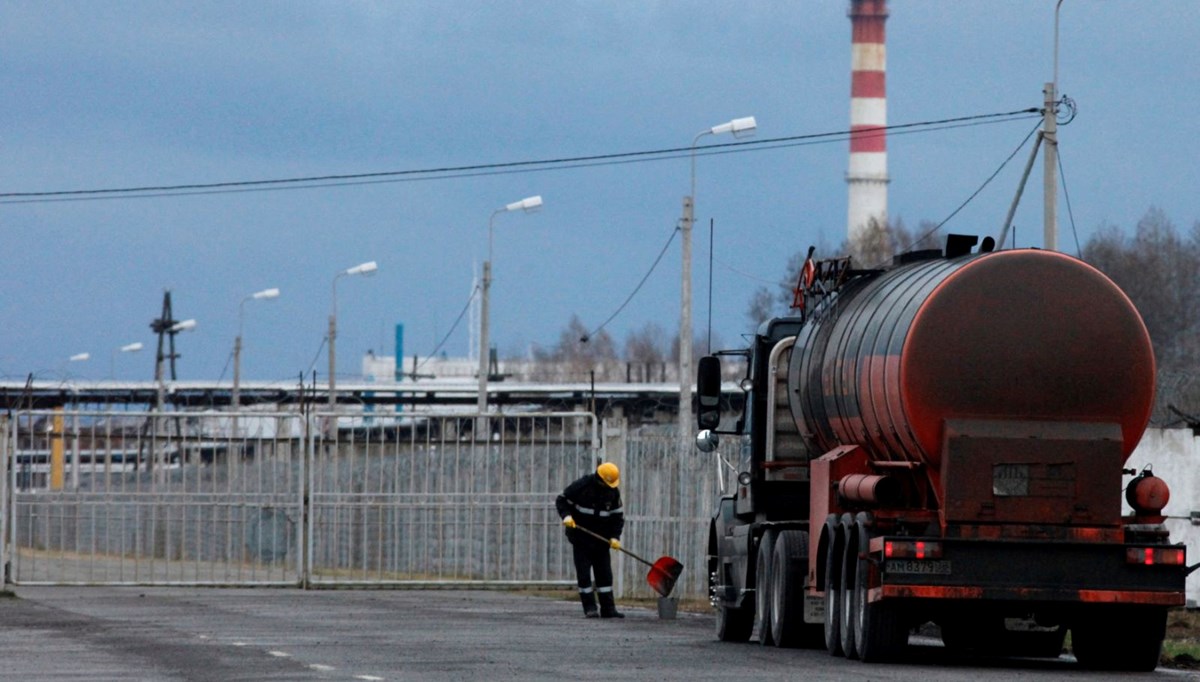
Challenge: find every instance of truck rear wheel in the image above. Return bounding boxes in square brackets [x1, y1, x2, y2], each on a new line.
[823, 521, 843, 656]
[1071, 606, 1165, 671]
[754, 530, 777, 646]
[770, 530, 821, 647]
[838, 517, 860, 659]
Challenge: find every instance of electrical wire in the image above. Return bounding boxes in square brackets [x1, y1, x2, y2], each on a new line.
[415, 285, 479, 371]
[0, 108, 1040, 205]
[581, 224, 679, 342]
[1057, 144, 1082, 259]
[874, 119, 1043, 268]
[306, 337, 327, 377]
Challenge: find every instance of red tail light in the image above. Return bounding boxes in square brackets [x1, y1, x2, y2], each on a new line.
[884, 540, 943, 559]
[1126, 547, 1186, 566]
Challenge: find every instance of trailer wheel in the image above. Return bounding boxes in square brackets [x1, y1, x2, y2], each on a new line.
[838, 515, 860, 660]
[823, 520, 843, 656]
[1072, 606, 1165, 671]
[754, 529, 777, 646]
[853, 527, 907, 662]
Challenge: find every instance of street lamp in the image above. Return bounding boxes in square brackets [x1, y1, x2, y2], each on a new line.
[477, 195, 543, 428]
[329, 262, 377, 410]
[110, 342, 144, 378]
[233, 287, 280, 414]
[680, 116, 756, 448]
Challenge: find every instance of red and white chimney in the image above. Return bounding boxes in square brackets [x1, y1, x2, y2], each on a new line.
[847, 0, 889, 243]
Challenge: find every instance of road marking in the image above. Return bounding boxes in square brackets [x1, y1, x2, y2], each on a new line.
[231, 642, 248, 647]
[268, 651, 291, 658]
[309, 664, 335, 671]
[355, 676, 385, 681]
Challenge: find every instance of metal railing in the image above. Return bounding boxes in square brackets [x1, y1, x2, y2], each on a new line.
[3, 409, 606, 591]
[1, 409, 736, 598]
[306, 411, 597, 588]
[5, 409, 305, 585]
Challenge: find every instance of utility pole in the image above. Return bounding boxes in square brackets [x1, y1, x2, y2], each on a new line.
[1042, 81, 1058, 252]
[678, 195, 693, 452]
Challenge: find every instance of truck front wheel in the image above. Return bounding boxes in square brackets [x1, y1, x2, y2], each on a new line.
[755, 530, 777, 646]
[715, 602, 754, 642]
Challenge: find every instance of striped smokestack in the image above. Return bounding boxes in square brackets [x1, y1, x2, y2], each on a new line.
[847, 0, 889, 243]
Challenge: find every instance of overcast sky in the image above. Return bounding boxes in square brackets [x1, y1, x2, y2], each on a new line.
[3, 1, 1197, 383]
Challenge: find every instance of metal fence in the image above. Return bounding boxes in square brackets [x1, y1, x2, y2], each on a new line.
[614, 422, 734, 600]
[4, 409, 306, 586]
[1, 409, 733, 599]
[305, 411, 597, 588]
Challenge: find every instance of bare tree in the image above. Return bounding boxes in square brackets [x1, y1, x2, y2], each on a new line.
[558, 315, 619, 381]
[846, 216, 895, 268]
[745, 220, 925, 333]
[745, 286, 776, 333]
[623, 322, 668, 382]
[1082, 208, 1200, 422]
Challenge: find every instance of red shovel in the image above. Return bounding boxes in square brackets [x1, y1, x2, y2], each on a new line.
[573, 525, 684, 597]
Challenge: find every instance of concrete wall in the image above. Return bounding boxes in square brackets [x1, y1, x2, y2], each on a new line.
[1129, 427, 1200, 607]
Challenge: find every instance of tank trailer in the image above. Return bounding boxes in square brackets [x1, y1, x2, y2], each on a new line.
[697, 237, 1189, 670]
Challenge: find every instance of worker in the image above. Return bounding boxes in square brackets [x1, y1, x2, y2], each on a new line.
[557, 461, 625, 618]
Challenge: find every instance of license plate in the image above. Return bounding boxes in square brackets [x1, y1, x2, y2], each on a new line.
[887, 559, 952, 575]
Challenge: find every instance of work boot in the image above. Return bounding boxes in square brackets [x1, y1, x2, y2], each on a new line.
[579, 589, 599, 618]
[598, 590, 624, 619]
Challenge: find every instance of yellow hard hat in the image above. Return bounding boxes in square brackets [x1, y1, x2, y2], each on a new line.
[597, 462, 620, 488]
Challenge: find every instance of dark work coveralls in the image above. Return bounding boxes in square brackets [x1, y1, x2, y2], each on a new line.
[556, 472, 624, 617]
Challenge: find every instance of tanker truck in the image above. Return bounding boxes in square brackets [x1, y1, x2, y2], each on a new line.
[695, 236, 1189, 670]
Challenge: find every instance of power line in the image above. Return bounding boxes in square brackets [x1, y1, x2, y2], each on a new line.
[582, 224, 679, 343]
[1057, 145, 1082, 259]
[880, 118, 1043, 268]
[416, 285, 479, 371]
[0, 108, 1040, 204]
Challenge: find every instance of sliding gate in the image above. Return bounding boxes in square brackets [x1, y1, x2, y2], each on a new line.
[3, 410, 595, 588]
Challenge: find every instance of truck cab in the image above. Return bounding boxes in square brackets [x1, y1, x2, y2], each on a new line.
[700, 316, 823, 646]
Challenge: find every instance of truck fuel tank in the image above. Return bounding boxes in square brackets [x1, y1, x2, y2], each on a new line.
[787, 249, 1155, 473]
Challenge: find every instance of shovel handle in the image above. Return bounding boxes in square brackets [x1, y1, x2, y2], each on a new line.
[571, 525, 654, 568]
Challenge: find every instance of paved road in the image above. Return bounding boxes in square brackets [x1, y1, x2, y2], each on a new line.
[1, 587, 1197, 681]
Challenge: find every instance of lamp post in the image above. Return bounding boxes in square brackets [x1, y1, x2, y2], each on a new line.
[477, 195, 543, 432]
[110, 342, 143, 379]
[233, 287, 279, 417]
[680, 116, 756, 448]
[329, 262, 377, 411]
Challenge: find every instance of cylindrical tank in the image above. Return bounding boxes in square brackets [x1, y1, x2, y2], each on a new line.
[787, 249, 1155, 473]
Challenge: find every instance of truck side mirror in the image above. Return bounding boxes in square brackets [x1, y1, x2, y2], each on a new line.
[697, 355, 722, 430]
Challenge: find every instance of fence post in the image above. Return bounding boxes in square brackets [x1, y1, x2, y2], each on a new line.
[301, 410, 313, 589]
[0, 413, 8, 591]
